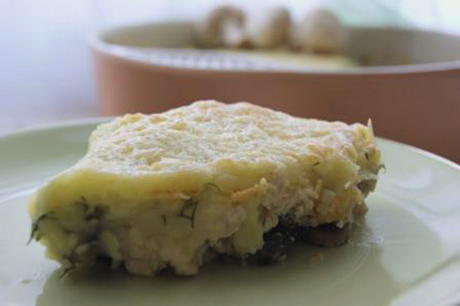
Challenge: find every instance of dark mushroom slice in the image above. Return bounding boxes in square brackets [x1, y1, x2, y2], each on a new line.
[249, 224, 297, 265]
[295, 223, 351, 247]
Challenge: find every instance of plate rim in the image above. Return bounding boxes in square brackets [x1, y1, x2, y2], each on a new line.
[0, 118, 458, 306]
[0, 117, 458, 172]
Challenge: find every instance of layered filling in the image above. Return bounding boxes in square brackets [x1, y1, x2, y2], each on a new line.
[30, 173, 377, 276]
[30, 101, 383, 276]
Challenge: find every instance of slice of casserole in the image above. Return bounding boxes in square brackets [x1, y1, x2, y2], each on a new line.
[29, 101, 382, 276]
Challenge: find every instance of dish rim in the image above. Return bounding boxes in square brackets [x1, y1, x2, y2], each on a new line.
[89, 24, 460, 76]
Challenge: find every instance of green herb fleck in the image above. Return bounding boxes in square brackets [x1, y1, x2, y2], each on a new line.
[60, 239, 102, 279]
[59, 261, 76, 279]
[178, 199, 198, 228]
[28, 212, 55, 244]
[260, 207, 270, 227]
[205, 183, 224, 194]
[77, 197, 105, 221]
[365, 152, 370, 161]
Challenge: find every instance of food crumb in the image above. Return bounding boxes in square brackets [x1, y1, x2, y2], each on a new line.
[308, 252, 325, 264]
[21, 279, 32, 284]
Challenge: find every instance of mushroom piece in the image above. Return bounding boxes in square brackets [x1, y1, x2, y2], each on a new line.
[194, 5, 250, 49]
[293, 8, 347, 54]
[296, 223, 352, 247]
[249, 224, 296, 265]
[247, 7, 292, 49]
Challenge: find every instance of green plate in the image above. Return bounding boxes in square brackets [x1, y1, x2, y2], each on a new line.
[0, 120, 459, 306]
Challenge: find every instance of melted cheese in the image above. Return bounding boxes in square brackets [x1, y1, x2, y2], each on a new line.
[71, 100, 378, 193]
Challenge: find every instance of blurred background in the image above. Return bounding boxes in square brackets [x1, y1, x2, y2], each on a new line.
[1, 0, 460, 161]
